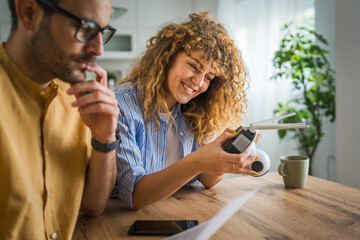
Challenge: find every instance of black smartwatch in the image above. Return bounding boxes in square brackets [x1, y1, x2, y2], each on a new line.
[91, 129, 121, 153]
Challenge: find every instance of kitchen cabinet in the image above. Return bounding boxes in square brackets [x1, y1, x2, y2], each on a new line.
[102, 0, 218, 61]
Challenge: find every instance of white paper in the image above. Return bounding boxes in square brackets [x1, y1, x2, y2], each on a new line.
[165, 188, 259, 240]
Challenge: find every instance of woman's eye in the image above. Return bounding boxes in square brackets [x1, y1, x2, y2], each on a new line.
[189, 63, 199, 72]
[206, 77, 214, 82]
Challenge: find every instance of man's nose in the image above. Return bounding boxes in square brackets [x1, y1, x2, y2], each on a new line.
[85, 33, 104, 57]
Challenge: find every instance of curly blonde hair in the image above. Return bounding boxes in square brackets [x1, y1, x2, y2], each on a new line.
[118, 12, 248, 144]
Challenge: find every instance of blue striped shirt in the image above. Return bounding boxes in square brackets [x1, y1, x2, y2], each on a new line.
[112, 84, 200, 208]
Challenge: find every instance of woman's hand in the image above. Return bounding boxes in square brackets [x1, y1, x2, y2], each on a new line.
[190, 129, 258, 176]
[254, 131, 264, 144]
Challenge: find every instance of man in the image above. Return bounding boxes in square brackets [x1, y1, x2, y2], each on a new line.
[0, 0, 119, 239]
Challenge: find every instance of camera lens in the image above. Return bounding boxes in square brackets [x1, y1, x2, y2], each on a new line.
[251, 161, 264, 172]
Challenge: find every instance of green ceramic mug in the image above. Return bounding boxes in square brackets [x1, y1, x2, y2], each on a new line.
[278, 156, 309, 188]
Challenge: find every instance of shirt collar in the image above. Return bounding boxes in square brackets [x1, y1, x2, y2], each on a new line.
[0, 42, 59, 104]
[158, 102, 182, 123]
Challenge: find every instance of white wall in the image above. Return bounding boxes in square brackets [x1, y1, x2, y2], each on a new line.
[335, 0, 360, 189]
[0, 1, 11, 42]
[296, 0, 360, 188]
[313, 0, 336, 181]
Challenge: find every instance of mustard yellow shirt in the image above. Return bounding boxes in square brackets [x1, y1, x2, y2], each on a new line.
[0, 43, 91, 240]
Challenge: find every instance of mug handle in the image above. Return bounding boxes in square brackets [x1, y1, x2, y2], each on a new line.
[278, 163, 287, 177]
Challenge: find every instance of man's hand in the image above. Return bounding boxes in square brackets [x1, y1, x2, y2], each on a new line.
[67, 64, 119, 143]
[66, 64, 119, 216]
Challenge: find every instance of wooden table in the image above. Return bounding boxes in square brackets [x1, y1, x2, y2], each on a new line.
[72, 172, 360, 239]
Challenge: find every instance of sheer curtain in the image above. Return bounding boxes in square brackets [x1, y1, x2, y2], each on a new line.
[217, 0, 314, 172]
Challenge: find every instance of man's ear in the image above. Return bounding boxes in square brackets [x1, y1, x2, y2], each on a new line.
[15, 0, 43, 31]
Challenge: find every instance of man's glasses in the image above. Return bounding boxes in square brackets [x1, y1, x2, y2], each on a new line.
[36, 0, 116, 44]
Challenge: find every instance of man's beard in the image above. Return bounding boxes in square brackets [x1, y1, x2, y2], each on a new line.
[62, 53, 96, 84]
[28, 17, 96, 84]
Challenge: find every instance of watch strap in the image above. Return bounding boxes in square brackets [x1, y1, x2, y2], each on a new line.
[91, 129, 121, 153]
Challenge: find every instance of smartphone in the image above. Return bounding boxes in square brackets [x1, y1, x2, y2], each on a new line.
[128, 220, 199, 236]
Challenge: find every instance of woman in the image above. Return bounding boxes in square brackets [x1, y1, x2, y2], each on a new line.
[112, 12, 262, 209]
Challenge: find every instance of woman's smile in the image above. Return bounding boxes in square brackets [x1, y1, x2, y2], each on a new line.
[182, 81, 197, 94]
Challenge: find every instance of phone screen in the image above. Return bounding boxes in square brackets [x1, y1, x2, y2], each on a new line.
[128, 220, 199, 236]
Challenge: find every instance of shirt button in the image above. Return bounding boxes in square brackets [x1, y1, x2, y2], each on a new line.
[45, 151, 49, 155]
[179, 132, 184, 136]
[40, 91, 46, 96]
[50, 233, 57, 239]
[47, 191, 51, 196]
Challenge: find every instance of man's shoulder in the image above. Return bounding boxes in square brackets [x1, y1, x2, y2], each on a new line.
[0, 62, 15, 94]
[0, 46, 17, 88]
[0, 58, 10, 78]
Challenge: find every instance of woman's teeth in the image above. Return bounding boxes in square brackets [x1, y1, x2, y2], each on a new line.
[183, 83, 194, 93]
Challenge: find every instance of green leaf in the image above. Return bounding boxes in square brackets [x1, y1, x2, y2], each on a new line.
[270, 22, 336, 165]
[278, 129, 287, 139]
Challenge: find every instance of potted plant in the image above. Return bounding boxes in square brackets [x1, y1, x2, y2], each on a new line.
[271, 24, 336, 175]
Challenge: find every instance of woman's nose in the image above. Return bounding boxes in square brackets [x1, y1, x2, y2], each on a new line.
[192, 73, 205, 88]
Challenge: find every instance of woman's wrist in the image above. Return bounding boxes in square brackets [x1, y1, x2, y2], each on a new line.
[180, 152, 203, 176]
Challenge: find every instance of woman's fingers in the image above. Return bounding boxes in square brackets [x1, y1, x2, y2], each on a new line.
[227, 155, 258, 175]
[254, 131, 264, 144]
[215, 130, 237, 147]
[198, 129, 259, 176]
